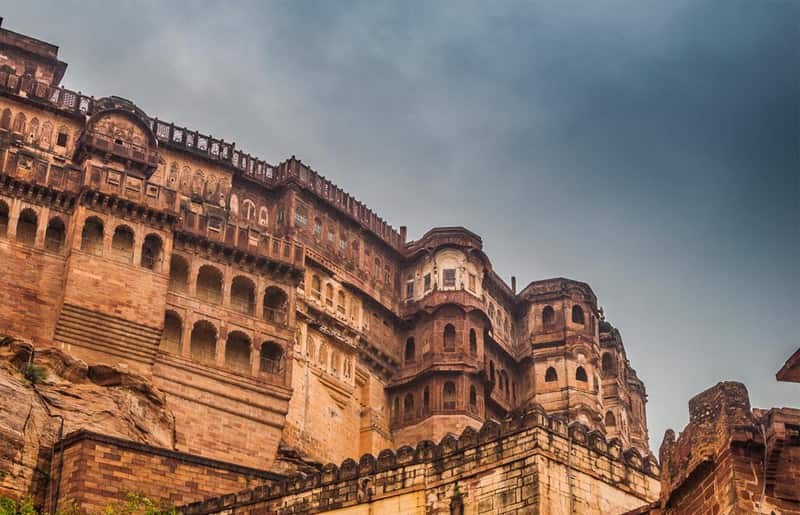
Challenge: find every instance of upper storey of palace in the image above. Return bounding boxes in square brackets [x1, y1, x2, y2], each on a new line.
[0, 19, 606, 321]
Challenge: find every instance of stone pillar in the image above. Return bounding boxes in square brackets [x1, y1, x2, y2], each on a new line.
[181, 314, 193, 358]
[35, 206, 48, 248]
[132, 225, 143, 267]
[188, 259, 199, 297]
[251, 340, 261, 376]
[216, 325, 227, 367]
[222, 265, 232, 308]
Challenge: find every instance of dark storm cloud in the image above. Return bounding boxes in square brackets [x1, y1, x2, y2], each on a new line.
[3, 0, 797, 446]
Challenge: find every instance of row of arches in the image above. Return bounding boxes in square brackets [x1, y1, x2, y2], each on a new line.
[306, 338, 353, 380]
[80, 216, 164, 270]
[488, 360, 516, 403]
[541, 304, 587, 329]
[161, 312, 285, 376]
[309, 274, 350, 317]
[391, 381, 479, 424]
[403, 326, 480, 365]
[169, 255, 289, 323]
[544, 365, 588, 383]
[0, 108, 69, 149]
[0, 203, 68, 251]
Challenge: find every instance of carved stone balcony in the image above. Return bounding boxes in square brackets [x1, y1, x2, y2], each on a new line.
[400, 289, 485, 318]
[76, 130, 159, 172]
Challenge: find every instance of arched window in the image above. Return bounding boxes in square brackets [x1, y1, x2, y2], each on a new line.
[258, 207, 269, 226]
[231, 276, 256, 315]
[469, 385, 477, 411]
[225, 331, 251, 373]
[602, 353, 616, 375]
[306, 338, 316, 359]
[443, 324, 456, 352]
[313, 217, 322, 237]
[161, 311, 182, 354]
[0, 109, 10, 130]
[405, 337, 416, 364]
[111, 225, 134, 262]
[242, 199, 256, 221]
[12, 112, 25, 134]
[545, 367, 558, 382]
[27, 117, 38, 144]
[469, 329, 477, 355]
[337, 290, 346, 314]
[572, 305, 585, 325]
[576, 366, 588, 382]
[44, 217, 66, 252]
[260, 342, 284, 375]
[403, 393, 414, 421]
[141, 234, 163, 271]
[331, 351, 341, 375]
[81, 217, 104, 255]
[39, 121, 53, 148]
[16, 208, 38, 245]
[190, 320, 217, 365]
[325, 283, 334, 307]
[443, 381, 456, 410]
[318, 344, 328, 368]
[489, 360, 496, 384]
[392, 397, 400, 421]
[196, 265, 223, 304]
[310, 275, 322, 300]
[423, 386, 430, 412]
[605, 411, 616, 427]
[542, 305, 555, 329]
[0, 201, 8, 237]
[500, 370, 509, 394]
[263, 286, 288, 323]
[169, 255, 190, 292]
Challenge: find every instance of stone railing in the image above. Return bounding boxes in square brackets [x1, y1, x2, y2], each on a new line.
[0, 70, 92, 116]
[176, 214, 304, 269]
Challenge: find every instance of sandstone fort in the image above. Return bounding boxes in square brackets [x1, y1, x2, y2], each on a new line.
[0, 18, 796, 514]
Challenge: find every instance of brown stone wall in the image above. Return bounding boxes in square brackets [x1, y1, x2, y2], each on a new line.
[636, 383, 800, 515]
[0, 224, 67, 345]
[152, 352, 291, 469]
[48, 431, 279, 513]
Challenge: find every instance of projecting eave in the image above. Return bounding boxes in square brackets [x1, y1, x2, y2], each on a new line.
[516, 277, 598, 306]
[776, 347, 800, 383]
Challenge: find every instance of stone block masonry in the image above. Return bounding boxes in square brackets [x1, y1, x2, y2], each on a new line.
[180, 407, 660, 514]
[47, 431, 282, 513]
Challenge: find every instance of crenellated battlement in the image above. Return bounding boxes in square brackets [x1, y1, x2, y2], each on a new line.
[180, 405, 659, 514]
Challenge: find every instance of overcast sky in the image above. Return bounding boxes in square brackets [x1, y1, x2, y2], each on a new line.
[4, 1, 797, 451]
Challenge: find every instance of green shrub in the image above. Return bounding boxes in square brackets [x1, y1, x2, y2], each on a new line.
[21, 363, 47, 384]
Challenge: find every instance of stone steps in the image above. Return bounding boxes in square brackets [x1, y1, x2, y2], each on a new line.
[54, 303, 161, 365]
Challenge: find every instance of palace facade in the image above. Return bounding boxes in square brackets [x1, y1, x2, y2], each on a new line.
[0, 19, 696, 512]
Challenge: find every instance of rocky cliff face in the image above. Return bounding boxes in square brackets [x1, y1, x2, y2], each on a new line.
[0, 336, 175, 503]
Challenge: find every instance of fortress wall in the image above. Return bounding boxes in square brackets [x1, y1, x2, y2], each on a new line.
[181, 410, 660, 515]
[47, 431, 280, 513]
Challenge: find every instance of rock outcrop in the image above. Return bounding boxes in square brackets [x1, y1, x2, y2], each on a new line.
[0, 336, 175, 502]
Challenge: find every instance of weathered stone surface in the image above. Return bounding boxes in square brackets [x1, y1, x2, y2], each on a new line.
[0, 337, 174, 501]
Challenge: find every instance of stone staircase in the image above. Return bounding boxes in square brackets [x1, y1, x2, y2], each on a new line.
[54, 303, 161, 367]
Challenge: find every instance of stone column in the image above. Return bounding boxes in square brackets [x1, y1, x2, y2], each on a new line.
[216, 325, 227, 367]
[181, 313, 193, 358]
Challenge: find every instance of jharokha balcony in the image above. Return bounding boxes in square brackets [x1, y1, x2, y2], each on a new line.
[399, 288, 486, 318]
[76, 129, 160, 170]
